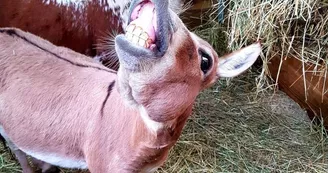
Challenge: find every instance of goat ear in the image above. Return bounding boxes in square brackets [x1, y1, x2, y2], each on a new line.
[217, 42, 261, 78]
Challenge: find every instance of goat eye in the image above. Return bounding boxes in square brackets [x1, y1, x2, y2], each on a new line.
[199, 50, 212, 74]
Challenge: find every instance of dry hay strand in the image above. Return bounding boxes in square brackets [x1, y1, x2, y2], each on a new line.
[224, 0, 328, 96]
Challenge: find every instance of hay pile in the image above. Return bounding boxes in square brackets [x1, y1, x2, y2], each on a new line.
[224, 0, 328, 91]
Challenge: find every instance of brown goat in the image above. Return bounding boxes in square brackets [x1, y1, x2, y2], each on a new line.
[0, 0, 261, 172]
[0, 0, 183, 70]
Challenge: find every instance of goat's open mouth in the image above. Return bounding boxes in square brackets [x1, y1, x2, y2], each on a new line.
[115, 0, 173, 69]
[125, 1, 157, 49]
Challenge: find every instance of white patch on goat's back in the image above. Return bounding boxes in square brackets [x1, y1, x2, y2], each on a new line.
[139, 106, 163, 133]
[45, 0, 183, 29]
[53, 0, 80, 4]
[45, 0, 85, 7]
[22, 150, 88, 169]
[104, 0, 132, 27]
[45, 0, 131, 28]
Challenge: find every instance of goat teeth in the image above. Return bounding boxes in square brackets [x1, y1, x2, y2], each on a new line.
[138, 39, 146, 48]
[140, 32, 149, 40]
[126, 24, 136, 32]
[129, 35, 149, 48]
[125, 25, 151, 48]
[131, 35, 139, 44]
[126, 32, 133, 40]
[133, 26, 143, 36]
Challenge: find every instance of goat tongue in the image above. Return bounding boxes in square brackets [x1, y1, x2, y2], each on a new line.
[125, 2, 157, 48]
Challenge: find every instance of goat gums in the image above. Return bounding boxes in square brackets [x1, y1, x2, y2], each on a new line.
[0, 0, 262, 172]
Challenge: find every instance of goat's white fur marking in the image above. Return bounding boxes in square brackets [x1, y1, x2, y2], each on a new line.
[23, 150, 88, 169]
[52, 0, 80, 4]
[139, 106, 163, 133]
[46, 0, 131, 28]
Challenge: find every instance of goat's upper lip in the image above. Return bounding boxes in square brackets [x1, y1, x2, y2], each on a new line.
[115, 0, 173, 68]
